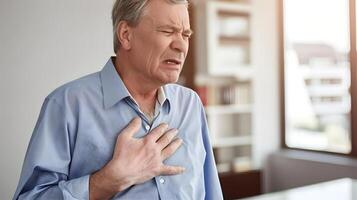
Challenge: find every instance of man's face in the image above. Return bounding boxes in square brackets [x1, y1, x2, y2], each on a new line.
[127, 0, 191, 86]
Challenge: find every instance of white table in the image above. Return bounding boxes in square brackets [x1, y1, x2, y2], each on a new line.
[242, 178, 357, 200]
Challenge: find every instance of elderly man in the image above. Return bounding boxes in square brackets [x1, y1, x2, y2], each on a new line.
[13, 0, 222, 199]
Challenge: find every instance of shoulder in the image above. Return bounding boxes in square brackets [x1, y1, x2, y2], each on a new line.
[46, 71, 101, 106]
[165, 83, 199, 98]
[165, 83, 203, 107]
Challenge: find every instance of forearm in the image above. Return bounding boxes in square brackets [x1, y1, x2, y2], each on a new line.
[89, 163, 133, 200]
[89, 171, 117, 200]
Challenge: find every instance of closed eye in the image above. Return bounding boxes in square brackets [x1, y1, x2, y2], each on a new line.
[159, 30, 174, 34]
[182, 33, 192, 38]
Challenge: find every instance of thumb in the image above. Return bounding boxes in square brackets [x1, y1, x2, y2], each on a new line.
[120, 117, 141, 139]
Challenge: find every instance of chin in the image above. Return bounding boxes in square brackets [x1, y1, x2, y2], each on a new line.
[161, 76, 179, 85]
[164, 79, 178, 84]
[159, 73, 180, 84]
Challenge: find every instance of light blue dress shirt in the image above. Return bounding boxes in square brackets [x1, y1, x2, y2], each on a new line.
[13, 58, 223, 200]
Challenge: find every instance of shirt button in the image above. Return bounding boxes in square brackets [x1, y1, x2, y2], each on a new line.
[159, 178, 165, 184]
[145, 125, 150, 131]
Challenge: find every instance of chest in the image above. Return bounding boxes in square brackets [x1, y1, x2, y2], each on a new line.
[68, 101, 206, 178]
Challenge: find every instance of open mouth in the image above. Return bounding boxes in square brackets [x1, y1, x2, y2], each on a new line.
[164, 59, 182, 65]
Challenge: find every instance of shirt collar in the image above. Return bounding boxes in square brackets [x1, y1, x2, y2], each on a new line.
[100, 57, 131, 109]
[100, 57, 171, 110]
[157, 87, 166, 105]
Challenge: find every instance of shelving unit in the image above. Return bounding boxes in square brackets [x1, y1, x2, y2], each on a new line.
[212, 136, 252, 147]
[205, 104, 252, 115]
[183, 0, 280, 198]
[195, 0, 256, 175]
[196, 0, 253, 76]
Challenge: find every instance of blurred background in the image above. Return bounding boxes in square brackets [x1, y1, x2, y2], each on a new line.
[2, 0, 357, 199]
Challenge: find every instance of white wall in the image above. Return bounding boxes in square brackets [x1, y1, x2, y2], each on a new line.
[0, 0, 114, 199]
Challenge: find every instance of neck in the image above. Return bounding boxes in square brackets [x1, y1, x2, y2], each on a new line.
[113, 56, 158, 114]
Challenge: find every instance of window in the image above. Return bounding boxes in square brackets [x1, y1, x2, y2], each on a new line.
[281, 0, 357, 154]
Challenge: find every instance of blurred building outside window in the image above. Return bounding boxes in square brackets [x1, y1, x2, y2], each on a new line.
[284, 0, 351, 153]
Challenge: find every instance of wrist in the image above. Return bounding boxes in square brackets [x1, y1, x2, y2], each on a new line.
[89, 169, 115, 200]
[105, 160, 134, 191]
[89, 162, 133, 200]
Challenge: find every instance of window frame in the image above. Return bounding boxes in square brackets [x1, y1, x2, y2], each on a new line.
[279, 0, 357, 157]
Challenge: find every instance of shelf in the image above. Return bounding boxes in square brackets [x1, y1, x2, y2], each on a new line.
[209, 67, 253, 80]
[212, 136, 252, 147]
[218, 9, 250, 17]
[195, 76, 235, 85]
[195, 74, 252, 85]
[216, 156, 255, 173]
[216, 162, 231, 173]
[205, 104, 252, 114]
[219, 35, 250, 45]
[213, 1, 252, 14]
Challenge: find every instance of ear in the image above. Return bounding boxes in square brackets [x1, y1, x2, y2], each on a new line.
[116, 21, 132, 50]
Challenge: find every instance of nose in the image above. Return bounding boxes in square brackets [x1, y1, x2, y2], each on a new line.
[170, 34, 188, 54]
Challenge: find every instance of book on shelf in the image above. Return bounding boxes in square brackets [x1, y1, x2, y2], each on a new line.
[196, 83, 251, 106]
[216, 158, 253, 173]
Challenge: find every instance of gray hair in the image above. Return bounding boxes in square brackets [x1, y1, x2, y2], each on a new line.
[111, 0, 188, 53]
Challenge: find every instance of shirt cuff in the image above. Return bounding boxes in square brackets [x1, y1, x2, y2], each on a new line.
[58, 174, 90, 200]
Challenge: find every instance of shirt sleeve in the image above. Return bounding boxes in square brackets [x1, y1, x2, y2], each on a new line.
[198, 100, 224, 200]
[13, 98, 89, 200]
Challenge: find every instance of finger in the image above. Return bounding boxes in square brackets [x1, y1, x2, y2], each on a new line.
[161, 138, 183, 160]
[147, 123, 169, 141]
[156, 129, 178, 149]
[160, 165, 185, 175]
[120, 117, 141, 139]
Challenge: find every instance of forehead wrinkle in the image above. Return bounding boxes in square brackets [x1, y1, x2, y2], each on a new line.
[167, 7, 190, 27]
[140, 2, 190, 31]
[160, 15, 190, 30]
